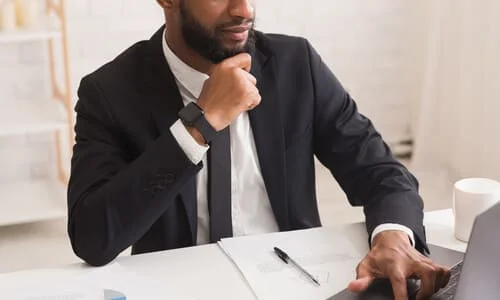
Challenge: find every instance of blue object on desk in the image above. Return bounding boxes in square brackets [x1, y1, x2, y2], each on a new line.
[104, 289, 126, 300]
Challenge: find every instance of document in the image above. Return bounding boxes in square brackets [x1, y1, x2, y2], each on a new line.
[0, 270, 101, 300]
[0, 263, 194, 300]
[218, 226, 367, 300]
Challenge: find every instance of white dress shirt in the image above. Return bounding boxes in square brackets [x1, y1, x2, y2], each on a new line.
[162, 31, 415, 247]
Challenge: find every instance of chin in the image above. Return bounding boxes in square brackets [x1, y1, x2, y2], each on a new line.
[224, 40, 248, 52]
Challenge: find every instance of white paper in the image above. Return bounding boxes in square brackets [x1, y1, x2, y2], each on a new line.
[76, 263, 194, 300]
[219, 227, 367, 300]
[0, 272, 102, 300]
[0, 263, 195, 300]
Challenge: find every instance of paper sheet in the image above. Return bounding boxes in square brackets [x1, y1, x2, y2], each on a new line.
[74, 263, 194, 300]
[218, 226, 367, 300]
[0, 270, 101, 300]
[0, 263, 194, 300]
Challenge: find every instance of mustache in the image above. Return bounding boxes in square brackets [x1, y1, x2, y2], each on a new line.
[218, 18, 254, 30]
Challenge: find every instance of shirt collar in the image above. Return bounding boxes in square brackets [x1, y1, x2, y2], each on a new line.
[161, 29, 209, 99]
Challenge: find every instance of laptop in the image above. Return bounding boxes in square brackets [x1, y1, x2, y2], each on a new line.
[329, 201, 500, 300]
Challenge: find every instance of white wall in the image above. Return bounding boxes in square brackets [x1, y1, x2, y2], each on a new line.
[0, 0, 429, 183]
[66, 1, 163, 95]
[412, 0, 500, 181]
[257, 1, 429, 145]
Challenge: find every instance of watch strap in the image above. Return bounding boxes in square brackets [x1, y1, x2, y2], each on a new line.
[179, 102, 218, 144]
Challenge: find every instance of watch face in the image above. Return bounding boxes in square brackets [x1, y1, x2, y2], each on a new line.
[179, 102, 216, 143]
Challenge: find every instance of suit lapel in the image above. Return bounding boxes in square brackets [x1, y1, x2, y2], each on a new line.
[141, 26, 198, 243]
[142, 26, 184, 136]
[248, 40, 289, 230]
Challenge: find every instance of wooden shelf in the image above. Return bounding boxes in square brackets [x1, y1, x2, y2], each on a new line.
[0, 179, 66, 226]
[0, 0, 73, 227]
[0, 28, 61, 44]
[0, 100, 66, 137]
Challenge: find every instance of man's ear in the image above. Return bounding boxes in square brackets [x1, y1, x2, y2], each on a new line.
[156, 0, 173, 9]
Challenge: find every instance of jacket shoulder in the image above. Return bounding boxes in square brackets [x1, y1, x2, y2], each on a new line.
[255, 31, 311, 59]
[79, 39, 149, 89]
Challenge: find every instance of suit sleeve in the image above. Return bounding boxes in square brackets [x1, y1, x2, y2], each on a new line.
[305, 40, 429, 254]
[67, 76, 202, 266]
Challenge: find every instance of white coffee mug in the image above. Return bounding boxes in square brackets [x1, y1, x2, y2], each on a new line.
[453, 178, 500, 242]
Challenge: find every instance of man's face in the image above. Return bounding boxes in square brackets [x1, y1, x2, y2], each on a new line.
[179, 0, 256, 63]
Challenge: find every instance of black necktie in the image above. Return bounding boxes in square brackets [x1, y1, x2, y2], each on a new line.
[208, 127, 233, 242]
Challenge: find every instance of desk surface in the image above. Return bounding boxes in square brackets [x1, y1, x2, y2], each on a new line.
[0, 209, 467, 300]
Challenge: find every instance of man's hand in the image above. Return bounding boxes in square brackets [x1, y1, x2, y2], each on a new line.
[348, 231, 451, 300]
[197, 53, 261, 131]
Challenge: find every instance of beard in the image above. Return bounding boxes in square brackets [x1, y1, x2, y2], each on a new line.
[179, 2, 256, 64]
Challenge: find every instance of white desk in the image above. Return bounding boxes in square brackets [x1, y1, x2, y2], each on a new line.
[0, 209, 467, 300]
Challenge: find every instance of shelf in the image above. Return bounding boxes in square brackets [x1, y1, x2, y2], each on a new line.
[0, 179, 66, 226]
[0, 100, 66, 137]
[0, 28, 61, 44]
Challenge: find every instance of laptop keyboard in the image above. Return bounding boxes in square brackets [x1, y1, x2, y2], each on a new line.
[430, 260, 464, 299]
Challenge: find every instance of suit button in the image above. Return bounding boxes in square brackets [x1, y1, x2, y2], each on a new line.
[165, 173, 175, 184]
[156, 182, 166, 190]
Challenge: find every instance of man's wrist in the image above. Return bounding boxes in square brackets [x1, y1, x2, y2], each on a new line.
[372, 230, 412, 248]
[371, 224, 416, 248]
[186, 125, 207, 146]
[170, 119, 209, 164]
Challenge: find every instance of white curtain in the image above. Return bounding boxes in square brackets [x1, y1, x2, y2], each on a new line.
[411, 0, 500, 182]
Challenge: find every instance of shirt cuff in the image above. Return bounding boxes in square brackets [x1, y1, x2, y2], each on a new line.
[371, 223, 416, 248]
[170, 119, 209, 164]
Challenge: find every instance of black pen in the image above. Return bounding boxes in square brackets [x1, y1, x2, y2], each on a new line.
[273, 247, 321, 286]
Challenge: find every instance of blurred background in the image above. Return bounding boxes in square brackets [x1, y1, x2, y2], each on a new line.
[0, 0, 498, 273]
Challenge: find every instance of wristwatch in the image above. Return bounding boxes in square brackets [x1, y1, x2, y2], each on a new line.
[178, 102, 217, 144]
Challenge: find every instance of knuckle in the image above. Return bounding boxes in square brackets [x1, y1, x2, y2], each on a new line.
[379, 247, 400, 262]
[365, 251, 377, 261]
[220, 59, 231, 68]
[422, 256, 434, 264]
[232, 67, 243, 77]
[243, 87, 253, 98]
[237, 74, 245, 83]
[424, 265, 437, 276]
[217, 64, 225, 72]
[356, 260, 368, 272]
[430, 264, 438, 273]
[241, 52, 251, 61]
[392, 274, 406, 284]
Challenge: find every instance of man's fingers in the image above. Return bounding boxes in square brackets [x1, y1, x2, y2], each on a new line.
[224, 53, 252, 72]
[433, 264, 451, 293]
[415, 263, 438, 300]
[244, 71, 257, 85]
[440, 266, 451, 289]
[389, 272, 408, 300]
[348, 260, 375, 292]
[348, 277, 374, 292]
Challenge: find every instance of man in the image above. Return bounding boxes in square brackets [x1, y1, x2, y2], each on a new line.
[67, 0, 450, 299]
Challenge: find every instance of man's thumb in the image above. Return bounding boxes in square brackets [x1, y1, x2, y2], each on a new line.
[348, 276, 374, 292]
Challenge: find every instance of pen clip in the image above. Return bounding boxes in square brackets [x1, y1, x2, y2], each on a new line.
[274, 247, 289, 264]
